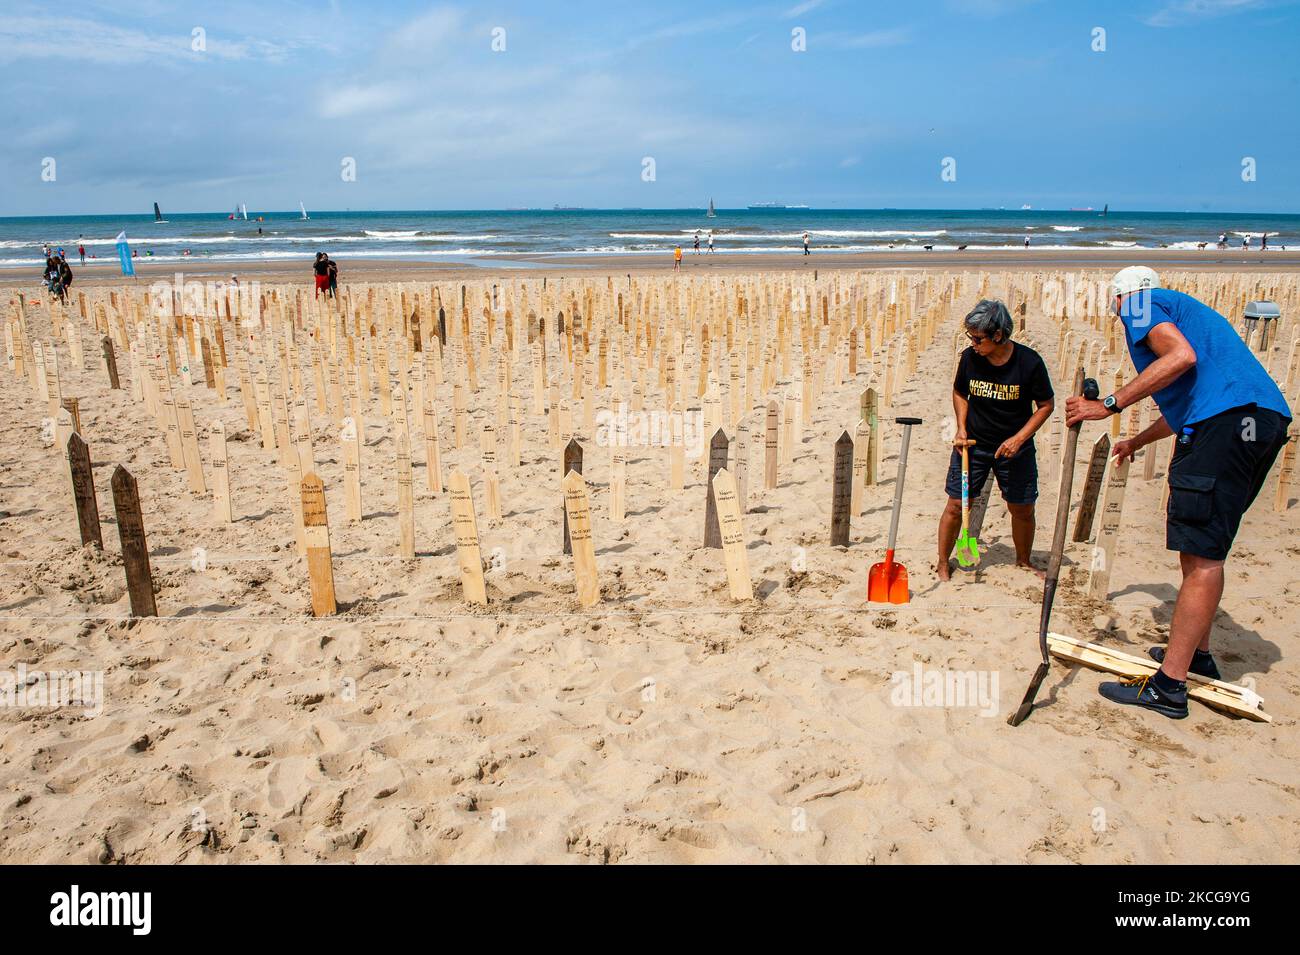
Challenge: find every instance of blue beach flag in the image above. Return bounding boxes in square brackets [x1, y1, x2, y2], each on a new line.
[116, 231, 134, 277]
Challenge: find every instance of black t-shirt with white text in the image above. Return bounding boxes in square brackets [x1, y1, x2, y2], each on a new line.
[953, 342, 1053, 448]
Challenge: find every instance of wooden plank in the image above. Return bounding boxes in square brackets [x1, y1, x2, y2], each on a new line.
[449, 469, 487, 605]
[562, 469, 600, 608]
[111, 465, 157, 617]
[1072, 432, 1111, 543]
[1047, 633, 1269, 722]
[300, 471, 337, 616]
[67, 432, 103, 548]
[711, 467, 753, 601]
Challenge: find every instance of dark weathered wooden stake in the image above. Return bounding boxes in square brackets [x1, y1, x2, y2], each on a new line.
[562, 438, 583, 555]
[200, 337, 216, 387]
[831, 430, 853, 546]
[102, 336, 120, 389]
[67, 433, 102, 549]
[703, 428, 729, 548]
[111, 465, 157, 617]
[1073, 433, 1112, 543]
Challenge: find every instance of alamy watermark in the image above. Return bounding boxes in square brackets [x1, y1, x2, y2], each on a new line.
[1, 664, 104, 718]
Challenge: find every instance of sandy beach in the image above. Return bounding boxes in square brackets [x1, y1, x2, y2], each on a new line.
[1, 262, 1297, 865]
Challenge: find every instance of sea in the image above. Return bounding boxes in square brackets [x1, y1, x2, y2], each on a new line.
[3, 208, 1296, 270]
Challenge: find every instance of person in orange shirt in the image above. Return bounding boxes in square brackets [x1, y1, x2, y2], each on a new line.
[673, 246, 682, 271]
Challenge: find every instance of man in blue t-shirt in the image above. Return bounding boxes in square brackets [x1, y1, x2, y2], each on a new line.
[1066, 266, 1292, 720]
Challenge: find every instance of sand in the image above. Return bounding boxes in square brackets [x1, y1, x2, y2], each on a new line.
[1, 265, 1298, 864]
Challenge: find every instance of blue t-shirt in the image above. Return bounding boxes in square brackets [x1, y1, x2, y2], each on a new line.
[1120, 288, 1291, 430]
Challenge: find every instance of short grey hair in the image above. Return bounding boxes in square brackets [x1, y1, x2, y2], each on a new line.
[964, 299, 1013, 341]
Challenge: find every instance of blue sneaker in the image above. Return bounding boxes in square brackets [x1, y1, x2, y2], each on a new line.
[1098, 675, 1188, 719]
[1148, 646, 1221, 680]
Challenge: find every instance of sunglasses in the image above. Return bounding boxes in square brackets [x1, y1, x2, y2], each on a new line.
[967, 333, 991, 345]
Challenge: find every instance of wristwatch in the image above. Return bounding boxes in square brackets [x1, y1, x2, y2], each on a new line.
[1102, 394, 1122, 415]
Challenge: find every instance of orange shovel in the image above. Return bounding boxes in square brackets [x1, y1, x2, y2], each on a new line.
[868, 416, 922, 604]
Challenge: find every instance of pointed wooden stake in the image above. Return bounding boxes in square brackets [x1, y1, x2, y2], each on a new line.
[764, 400, 779, 490]
[1088, 455, 1131, 600]
[1072, 433, 1111, 542]
[711, 468, 753, 601]
[397, 432, 415, 558]
[210, 420, 233, 523]
[111, 465, 157, 617]
[703, 428, 729, 548]
[102, 336, 121, 389]
[300, 471, 337, 616]
[449, 469, 487, 605]
[561, 438, 583, 554]
[562, 469, 601, 608]
[831, 430, 853, 546]
[341, 417, 362, 523]
[67, 432, 102, 548]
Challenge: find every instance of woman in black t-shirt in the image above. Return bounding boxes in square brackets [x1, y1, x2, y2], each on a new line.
[313, 253, 330, 298]
[936, 299, 1054, 581]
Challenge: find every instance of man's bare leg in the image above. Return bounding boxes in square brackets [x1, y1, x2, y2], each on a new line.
[1160, 552, 1225, 680]
[936, 498, 962, 581]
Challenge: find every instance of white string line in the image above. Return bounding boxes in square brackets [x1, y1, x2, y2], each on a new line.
[0, 585, 1292, 625]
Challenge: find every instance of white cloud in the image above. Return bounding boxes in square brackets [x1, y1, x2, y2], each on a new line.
[785, 0, 825, 16]
[0, 15, 319, 64]
[1144, 0, 1273, 27]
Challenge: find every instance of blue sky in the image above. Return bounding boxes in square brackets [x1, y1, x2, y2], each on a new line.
[2, 0, 1298, 215]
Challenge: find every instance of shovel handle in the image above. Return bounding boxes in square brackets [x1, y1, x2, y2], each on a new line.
[885, 418, 922, 552]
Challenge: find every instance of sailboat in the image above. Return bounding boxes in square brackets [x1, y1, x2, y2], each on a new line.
[706, 199, 716, 218]
[153, 202, 168, 224]
[1101, 204, 1109, 217]
[240, 203, 248, 221]
[300, 201, 310, 221]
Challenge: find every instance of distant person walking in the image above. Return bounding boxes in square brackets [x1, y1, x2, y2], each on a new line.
[1023, 234, 1031, 249]
[1242, 235, 1250, 251]
[1065, 266, 1292, 719]
[1261, 233, 1269, 252]
[313, 252, 330, 297]
[707, 231, 714, 254]
[693, 232, 700, 254]
[803, 232, 811, 256]
[326, 255, 339, 297]
[77, 242, 85, 265]
[1217, 232, 1228, 249]
[673, 246, 682, 271]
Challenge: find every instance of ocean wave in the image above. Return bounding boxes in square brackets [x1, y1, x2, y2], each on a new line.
[1051, 226, 1083, 232]
[363, 229, 421, 237]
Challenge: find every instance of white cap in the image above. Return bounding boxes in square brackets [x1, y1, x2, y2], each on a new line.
[1109, 266, 1161, 300]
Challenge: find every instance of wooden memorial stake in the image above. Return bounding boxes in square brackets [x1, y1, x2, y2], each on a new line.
[341, 417, 363, 523]
[669, 401, 685, 491]
[67, 433, 102, 548]
[831, 430, 853, 546]
[851, 419, 871, 518]
[863, 387, 880, 484]
[300, 472, 337, 616]
[176, 394, 206, 494]
[1275, 425, 1299, 512]
[764, 400, 779, 490]
[562, 469, 601, 608]
[1088, 455, 1131, 599]
[102, 336, 121, 389]
[561, 438, 583, 554]
[703, 428, 729, 548]
[210, 421, 233, 522]
[111, 466, 157, 617]
[609, 446, 627, 522]
[397, 433, 415, 558]
[449, 469, 488, 605]
[1072, 433, 1111, 542]
[711, 468, 753, 601]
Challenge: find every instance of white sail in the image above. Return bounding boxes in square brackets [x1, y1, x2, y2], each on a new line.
[707, 198, 716, 218]
[241, 203, 248, 220]
[300, 201, 309, 220]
